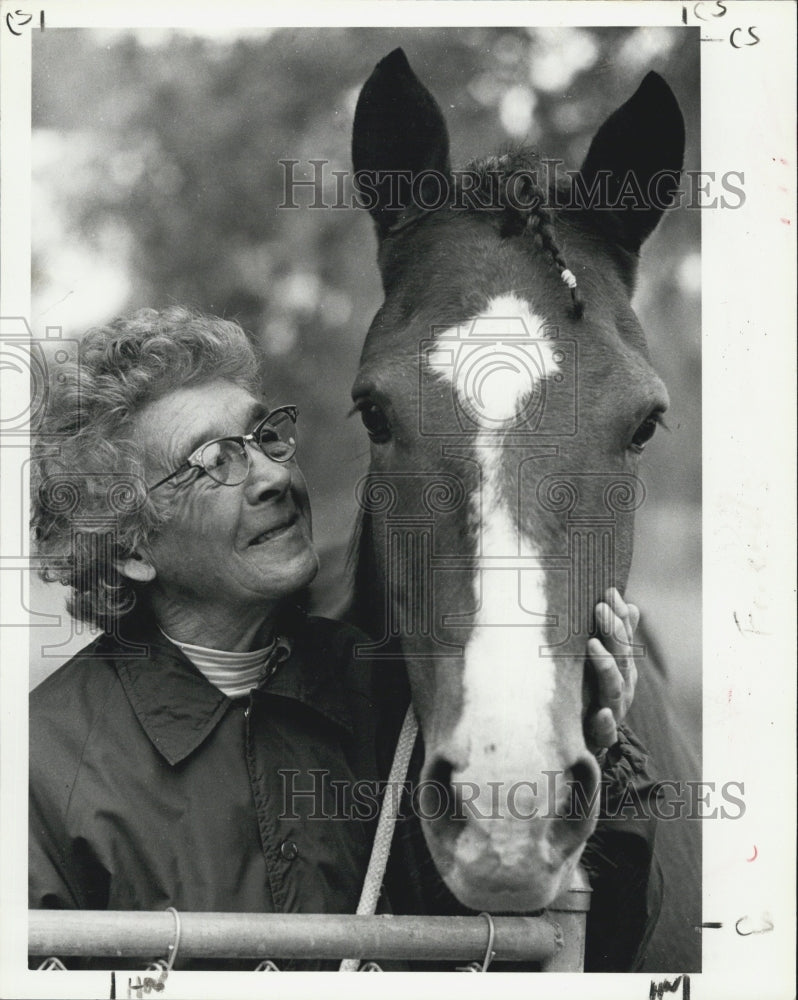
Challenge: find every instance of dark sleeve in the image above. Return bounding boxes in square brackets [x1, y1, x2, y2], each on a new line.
[30, 770, 115, 971]
[29, 682, 110, 912]
[29, 781, 82, 910]
[583, 723, 663, 972]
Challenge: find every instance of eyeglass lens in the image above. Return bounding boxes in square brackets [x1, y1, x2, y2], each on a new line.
[198, 411, 297, 485]
[256, 411, 296, 462]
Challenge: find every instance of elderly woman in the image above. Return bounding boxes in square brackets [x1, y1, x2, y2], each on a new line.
[30, 307, 653, 970]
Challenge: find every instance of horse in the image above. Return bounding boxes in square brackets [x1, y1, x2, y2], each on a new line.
[339, 48, 700, 971]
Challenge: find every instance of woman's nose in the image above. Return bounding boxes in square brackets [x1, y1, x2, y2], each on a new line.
[243, 442, 293, 502]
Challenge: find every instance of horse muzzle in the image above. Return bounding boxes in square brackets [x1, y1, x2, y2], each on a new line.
[417, 746, 601, 912]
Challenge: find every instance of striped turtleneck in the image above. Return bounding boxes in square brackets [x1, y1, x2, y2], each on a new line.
[160, 629, 290, 699]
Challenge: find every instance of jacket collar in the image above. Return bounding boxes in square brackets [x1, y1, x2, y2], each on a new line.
[102, 607, 355, 766]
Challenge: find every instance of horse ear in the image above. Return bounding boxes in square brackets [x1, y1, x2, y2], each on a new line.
[577, 72, 685, 253]
[352, 48, 451, 236]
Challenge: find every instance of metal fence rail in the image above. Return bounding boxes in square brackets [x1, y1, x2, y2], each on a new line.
[29, 870, 592, 971]
[29, 906, 587, 970]
[30, 911, 556, 962]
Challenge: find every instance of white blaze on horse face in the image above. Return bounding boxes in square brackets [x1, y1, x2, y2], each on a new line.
[428, 294, 561, 853]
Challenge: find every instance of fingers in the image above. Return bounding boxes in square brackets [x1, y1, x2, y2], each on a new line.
[587, 706, 618, 750]
[602, 585, 627, 619]
[587, 635, 626, 723]
[585, 589, 641, 751]
[595, 601, 631, 663]
[627, 602, 640, 642]
[597, 590, 639, 691]
[601, 587, 638, 643]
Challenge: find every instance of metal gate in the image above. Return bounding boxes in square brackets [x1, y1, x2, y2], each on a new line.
[29, 869, 591, 973]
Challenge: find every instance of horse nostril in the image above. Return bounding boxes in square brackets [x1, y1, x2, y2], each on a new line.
[419, 749, 601, 865]
[561, 756, 601, 821]
[419, 754, 461, 827]
[551, 755, 601, 855]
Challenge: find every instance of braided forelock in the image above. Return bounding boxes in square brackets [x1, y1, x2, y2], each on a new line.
[457, 147, 585, 319]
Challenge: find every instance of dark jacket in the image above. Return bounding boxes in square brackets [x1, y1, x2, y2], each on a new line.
[30, 609, 660, 971]
[29, 611, 381, 970]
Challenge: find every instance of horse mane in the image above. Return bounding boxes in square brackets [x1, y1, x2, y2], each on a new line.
[460, 144, 550, 198]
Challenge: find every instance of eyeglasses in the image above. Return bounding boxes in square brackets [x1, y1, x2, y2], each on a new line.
[148, 405, 298, 491]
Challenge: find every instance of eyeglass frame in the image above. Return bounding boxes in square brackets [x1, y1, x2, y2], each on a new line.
[147, 404, 299, 492]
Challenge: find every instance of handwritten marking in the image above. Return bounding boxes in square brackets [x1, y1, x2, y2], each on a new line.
[684, 1, 727, 22]
[650, 974, 690, 1000]
[746, 844, 758, 862]
[5, 9, 33, 35]
[682, 1, 760, 49]
[730, 26, 760, 48]
[4, 7, 44, 34]
[733, 610, 770, 636]
[127, 975, 165, 998]
[735, 913, 774, 936]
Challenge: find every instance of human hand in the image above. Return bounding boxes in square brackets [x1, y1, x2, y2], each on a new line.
[584, 587, 640, 752]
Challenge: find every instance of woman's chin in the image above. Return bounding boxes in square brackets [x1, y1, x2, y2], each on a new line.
[271, 541, 321, 597]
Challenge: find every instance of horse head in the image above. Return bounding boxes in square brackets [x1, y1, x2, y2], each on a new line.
[350, 49, 684, 912]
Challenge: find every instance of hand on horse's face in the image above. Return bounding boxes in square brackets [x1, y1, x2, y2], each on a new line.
[585, 588, 640, 752]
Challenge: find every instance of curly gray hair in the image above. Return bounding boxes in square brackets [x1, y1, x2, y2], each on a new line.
[32, 306, 262, 629]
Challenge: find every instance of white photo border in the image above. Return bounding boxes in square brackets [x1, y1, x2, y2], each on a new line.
[1, 2, 795, 999]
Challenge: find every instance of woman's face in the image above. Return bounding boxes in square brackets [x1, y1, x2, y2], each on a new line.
[132, 380, 319, 620]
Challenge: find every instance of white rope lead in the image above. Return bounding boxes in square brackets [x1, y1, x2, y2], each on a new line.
[162, 907, 181, 976]
[339, 703, 419, 971]
[478, 912, 496, 971]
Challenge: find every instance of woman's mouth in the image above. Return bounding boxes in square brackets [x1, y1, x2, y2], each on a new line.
[249, 514, 298, 545]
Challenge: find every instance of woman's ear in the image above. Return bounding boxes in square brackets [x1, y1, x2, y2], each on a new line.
[117, 551, 156, 583]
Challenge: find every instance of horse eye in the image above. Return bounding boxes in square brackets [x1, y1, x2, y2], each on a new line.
[357, 401, 391, 443]
[630, 413, 661, 453]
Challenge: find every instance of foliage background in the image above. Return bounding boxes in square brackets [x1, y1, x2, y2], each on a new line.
[30, 25, 701, 724]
